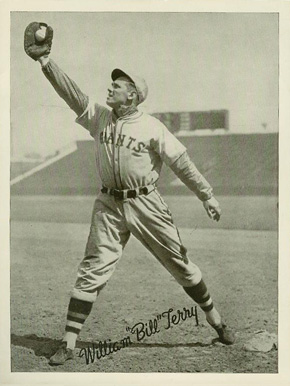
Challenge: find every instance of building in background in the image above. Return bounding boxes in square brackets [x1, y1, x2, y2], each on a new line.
[152, 109, 229, 136]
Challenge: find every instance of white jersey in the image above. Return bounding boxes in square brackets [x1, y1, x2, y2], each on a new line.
[76, 104, 186, 190]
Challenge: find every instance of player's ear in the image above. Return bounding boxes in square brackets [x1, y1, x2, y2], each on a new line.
[127, 90, 136, 100]
[128, 90, 138, 105]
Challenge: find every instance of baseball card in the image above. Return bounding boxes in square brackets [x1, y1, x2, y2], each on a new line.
[1, 0, 290, 385]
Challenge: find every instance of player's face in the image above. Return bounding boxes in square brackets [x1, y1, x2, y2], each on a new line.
[106, 80, 131, 108]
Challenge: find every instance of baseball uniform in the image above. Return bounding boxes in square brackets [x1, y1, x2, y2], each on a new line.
[42, 59, 213, 302]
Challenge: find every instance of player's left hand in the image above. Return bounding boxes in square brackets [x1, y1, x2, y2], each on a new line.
[203, 196, 221, 222]
[24, 22, 54, 61]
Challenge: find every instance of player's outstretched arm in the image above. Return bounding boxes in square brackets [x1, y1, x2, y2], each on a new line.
[39, 58, 89, 117]
[24, 22, 89, 116]
[152, 120, 221, 222]
[170, 152, 221, 222]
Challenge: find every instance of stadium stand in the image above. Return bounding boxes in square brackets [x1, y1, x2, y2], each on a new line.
[159, 133, 278, 196]
[11, 161, 42, 180]
[10, 133, 278, 196]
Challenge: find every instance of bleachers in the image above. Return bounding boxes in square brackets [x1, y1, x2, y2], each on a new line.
[158, 133, 278, 195]
[11, 161, 42, 180]
[11, 133, 278, 196]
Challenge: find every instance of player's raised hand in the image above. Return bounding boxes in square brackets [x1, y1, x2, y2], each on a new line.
[24, 22, 53, 61]
[203, 196, 221, 222]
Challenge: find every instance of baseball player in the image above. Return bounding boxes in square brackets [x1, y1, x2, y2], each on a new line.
[24, 22, 235, 365]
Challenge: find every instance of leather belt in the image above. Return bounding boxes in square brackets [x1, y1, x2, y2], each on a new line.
[101, 185, 153, 200]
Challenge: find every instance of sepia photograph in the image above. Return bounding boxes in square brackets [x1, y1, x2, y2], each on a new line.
[2, 1, 289, 383]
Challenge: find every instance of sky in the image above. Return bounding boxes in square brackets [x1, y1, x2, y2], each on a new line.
[10, 12, 278, 157]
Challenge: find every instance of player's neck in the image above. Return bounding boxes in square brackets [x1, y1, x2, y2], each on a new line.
[114, 104, 138, 119]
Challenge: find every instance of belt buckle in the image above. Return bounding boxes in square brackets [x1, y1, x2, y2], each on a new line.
[128, 190, 136, 199]
[115, 190, 123, 200]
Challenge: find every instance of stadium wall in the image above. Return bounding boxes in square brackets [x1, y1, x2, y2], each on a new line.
[10, 133, 278, 196]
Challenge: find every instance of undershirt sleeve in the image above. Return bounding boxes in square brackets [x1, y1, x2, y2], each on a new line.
[42, 59, 89, 116]
[170, 151, 213, 201]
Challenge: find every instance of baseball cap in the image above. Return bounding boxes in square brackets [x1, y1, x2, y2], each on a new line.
[111, 68, 148, 105]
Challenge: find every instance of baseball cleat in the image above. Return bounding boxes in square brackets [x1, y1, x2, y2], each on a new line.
[49, 342, 74, 365]
[210, 322, 236, 345]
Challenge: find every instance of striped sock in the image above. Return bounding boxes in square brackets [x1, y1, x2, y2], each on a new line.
[183, 279, 222, 326]
[63, 297, 93, 350]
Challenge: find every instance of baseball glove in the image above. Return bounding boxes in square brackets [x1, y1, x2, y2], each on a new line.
[24, 22, 53, 61]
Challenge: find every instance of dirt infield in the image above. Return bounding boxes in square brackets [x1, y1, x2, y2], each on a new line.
[10, 195, 278, 373]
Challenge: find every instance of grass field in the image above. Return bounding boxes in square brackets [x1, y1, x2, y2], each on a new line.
[10, 195, 278, 373]
[11, 195, 278, 230]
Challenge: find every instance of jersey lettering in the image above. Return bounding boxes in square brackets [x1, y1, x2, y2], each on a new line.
[100, 131, 146, 153]
[116, 134, 126, 147]
[107, 133, 114, 145]
[133, 142, 146, 153]
[126, 137, 136, 149]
